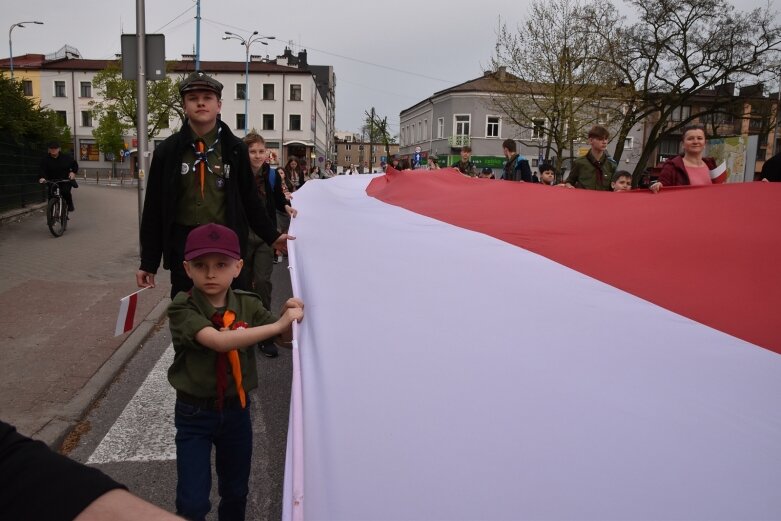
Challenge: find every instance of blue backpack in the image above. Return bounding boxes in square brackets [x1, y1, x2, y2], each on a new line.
[268, 166, 278, 190]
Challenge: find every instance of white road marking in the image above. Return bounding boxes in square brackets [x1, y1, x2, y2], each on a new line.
[88, 344, 176, 463]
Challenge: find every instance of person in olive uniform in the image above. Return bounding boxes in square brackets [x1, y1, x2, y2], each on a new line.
[135, 71, 292, 298]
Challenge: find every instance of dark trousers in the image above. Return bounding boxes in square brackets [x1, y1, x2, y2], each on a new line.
[174, 398, 252, 521]
[48, 182, 74, 209]
[169, 224, 251, 299]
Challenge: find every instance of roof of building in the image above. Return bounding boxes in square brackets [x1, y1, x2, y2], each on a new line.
[0, 55, 311, 75]
[400, 67, 531, 115]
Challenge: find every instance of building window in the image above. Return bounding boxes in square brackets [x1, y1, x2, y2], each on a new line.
[346, 155, 351, 162]
[289, 114, 301, 130]
[531, 119, 545, 139]
[346, 144, 352, 150]
[437, 118, 444, 139]
[56, 111, 67, 125]
[54, 81, 66, 98]
[659, 138, 680, 156]
[81, 111, 93, 127]
[290, 84, 302, 101]
[159, 112, 170, 129]
[486, 116, 501, 138]
[454, 114, 470, 136]
[670, 105, 691, 122]
[624, 136, 634, 150]
[263, 83, 275, 100]
[79, 139, 99, 161]
[423, 119, 428, 140]
[22, 80, 33, 96]
[80, 81, 92, 98]
[236, 113, 246, 130]
[262, 114, 274, 131]
[236, 83, 246, 100]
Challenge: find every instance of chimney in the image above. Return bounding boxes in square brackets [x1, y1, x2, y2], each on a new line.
[497, 66, 506, 81]
[298, 49, 308, 67]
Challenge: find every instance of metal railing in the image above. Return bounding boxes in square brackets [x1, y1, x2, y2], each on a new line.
[448, 135, 471, 147]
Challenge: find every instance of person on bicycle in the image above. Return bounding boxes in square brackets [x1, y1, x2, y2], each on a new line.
[39, 141, 78, 211]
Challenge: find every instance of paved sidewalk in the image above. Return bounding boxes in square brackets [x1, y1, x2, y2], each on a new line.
[0, 184, 170, 447]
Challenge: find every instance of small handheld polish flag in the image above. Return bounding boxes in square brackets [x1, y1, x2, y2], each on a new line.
[114, 287, 149, 336]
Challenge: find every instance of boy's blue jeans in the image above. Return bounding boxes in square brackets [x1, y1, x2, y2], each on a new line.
[174, 397, 252, 521]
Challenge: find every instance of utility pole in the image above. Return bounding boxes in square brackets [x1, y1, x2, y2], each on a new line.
[369, 107, 375, 169]
[136, 0, 149, 225]
[195, 0, 201, 70]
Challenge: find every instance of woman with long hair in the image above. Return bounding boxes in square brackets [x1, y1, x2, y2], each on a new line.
[283, 157, 303, 191]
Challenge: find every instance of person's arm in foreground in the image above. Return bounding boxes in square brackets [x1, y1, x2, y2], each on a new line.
[75, 489, 183, 521]
[0, 419, 182, 521]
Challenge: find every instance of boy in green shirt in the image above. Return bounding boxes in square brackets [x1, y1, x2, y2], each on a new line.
[167, 223, 304, 521]
[564, 125, 617, 190]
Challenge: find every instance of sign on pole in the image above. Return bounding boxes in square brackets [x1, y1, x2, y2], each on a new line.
[121, 34, 166, 80]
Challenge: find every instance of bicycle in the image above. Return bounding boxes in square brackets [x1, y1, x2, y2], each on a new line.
[44, 179, 70, 237]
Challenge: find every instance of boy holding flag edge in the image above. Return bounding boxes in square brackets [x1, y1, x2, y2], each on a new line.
[167, 223, 303, 521]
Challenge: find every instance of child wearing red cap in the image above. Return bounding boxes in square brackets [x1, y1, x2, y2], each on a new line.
[167, 223, 304, 521]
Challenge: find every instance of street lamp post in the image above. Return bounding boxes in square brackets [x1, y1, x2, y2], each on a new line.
[8, 20, 43, 80]
[223, 31, 275, 135]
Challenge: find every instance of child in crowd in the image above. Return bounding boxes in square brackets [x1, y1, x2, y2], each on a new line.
[611, 170, 633, 192]
[478, 167, 495, 179]
[167, 223, 304, 521]
[539, 163, 556, 185]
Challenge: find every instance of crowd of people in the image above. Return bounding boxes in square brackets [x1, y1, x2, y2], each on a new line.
[383, 123, 777, 192]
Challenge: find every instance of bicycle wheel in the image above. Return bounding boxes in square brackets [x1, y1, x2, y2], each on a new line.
[47, 197, 66, 237]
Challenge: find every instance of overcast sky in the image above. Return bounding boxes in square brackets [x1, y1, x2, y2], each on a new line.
[5, 0, 773, 135]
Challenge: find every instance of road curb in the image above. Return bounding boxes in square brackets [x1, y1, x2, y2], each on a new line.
[0, 202, 46, 225]
[36, 296, 172, 449]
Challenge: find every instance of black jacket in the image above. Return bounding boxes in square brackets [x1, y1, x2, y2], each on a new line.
[40, 152, 78, 180]
[139, 121, 280, 274]
[503, 153, 534, 182]
[254, 162, 289, 227]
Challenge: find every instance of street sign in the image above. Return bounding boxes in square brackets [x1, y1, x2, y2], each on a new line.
[121, 34, 166, 81]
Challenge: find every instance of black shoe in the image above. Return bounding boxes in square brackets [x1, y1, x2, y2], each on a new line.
[67, 204, 75, 212]
[259, 341, 278, 358]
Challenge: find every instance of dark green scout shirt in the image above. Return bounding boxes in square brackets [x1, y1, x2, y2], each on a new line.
[176, 125, 228, 226]
[568, 151, 617, 191]
[167, 287, 278, 398]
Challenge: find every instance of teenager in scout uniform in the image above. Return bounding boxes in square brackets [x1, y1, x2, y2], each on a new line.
[136, 71, 292, 298]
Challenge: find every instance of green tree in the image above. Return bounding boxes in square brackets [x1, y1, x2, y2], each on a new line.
[0, 73, 70, 146]
[490, 0, 618, 173]
[89, 62, 183, 139]
[363, 107, 397, 163]
[92, 111, 126, 177]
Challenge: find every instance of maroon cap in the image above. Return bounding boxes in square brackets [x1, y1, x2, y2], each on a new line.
[184, 223, 241, 261]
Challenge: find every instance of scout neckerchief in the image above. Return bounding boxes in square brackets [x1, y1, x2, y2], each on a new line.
[585, 151, 608, 188]
[192, 125, 222, 199]
[209, 308, 247, 410]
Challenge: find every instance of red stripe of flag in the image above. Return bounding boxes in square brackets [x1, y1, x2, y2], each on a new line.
[123, 292, 138, 334]
[368, 168, 781, 353]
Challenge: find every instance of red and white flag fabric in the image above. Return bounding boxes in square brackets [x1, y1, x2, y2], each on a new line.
[710, 161, 728, 183]
[114, 287, 147, 337]
[282, 169, 781, 521]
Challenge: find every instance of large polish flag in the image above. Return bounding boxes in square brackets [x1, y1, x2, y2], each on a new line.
[282, 169, 781, 521]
